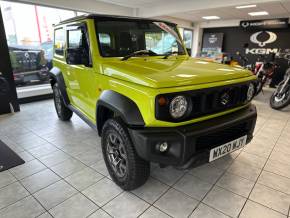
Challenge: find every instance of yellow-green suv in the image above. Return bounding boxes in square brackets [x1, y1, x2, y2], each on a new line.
[50, 14, 257, 190]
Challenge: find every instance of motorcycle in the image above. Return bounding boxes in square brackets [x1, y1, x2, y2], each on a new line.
[254, 54, 276, 95]
[270, 53, 290, 110]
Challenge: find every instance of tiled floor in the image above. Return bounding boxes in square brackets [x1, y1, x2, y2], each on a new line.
[0, 88, 290, 218]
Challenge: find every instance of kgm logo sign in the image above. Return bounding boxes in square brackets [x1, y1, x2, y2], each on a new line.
[246, 31, 279, 55]
[250, 31, 277, 47]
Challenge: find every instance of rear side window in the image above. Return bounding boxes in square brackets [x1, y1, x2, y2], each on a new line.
[68, 29, 83, 48]
[54, 28, 65, 56]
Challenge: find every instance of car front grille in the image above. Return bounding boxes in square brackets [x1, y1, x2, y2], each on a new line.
[155, 82, 251, 122]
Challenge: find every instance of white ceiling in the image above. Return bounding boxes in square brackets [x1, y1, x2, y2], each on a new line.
[97, 0, 290, 22]
[169, 1, 290, 22]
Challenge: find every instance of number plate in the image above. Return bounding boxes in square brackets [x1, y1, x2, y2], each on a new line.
[209, 135, 247, 162]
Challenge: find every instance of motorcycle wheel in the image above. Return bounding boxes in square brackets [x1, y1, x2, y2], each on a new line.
[256, 78, 263, 95]
[270, 82, 290, 110]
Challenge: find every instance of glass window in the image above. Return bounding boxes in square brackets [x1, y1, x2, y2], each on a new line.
[0, 0, 84, 100]
[99, 33, 111, 46]
[183, 29, 193, 49]
[95, 20, 185, 57]
[54, 28, 65, 55]
[145, 32, 178, 54]
[68, 29, 82, 48]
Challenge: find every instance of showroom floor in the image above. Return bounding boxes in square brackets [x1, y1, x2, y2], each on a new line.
[0, 89, 290, 218]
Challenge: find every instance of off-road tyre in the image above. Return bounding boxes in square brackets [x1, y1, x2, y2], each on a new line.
[101, 118, 150, 190]
[53, 83, 73, 121]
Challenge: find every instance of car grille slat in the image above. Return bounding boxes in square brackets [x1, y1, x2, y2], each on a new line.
[191, 84, 248, 119]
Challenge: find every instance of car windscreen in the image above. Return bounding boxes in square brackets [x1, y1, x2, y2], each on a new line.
[95, 19, 185, 57]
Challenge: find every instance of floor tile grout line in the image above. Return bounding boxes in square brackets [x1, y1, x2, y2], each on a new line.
[24, 131, 114, 180]
[237, 112, 290, 218]
[1, 134, 111, 217]
[245, 199, 290, 216]
[2, 99, 289, 217]
[135, 171, 188, 218]
[85, 208, 113, 218]
[0, 171, 54, 218]
[186, 147, 245, 218]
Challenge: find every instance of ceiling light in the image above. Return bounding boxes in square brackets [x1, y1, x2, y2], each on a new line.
[236, 5, 256, 9]
[202, 16, 221, 20]
[248, 11, 269, 16]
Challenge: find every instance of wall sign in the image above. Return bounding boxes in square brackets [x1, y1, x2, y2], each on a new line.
[240, 18, 289, 30]
[203, 26, 290, 74]
[201, 33, 224, 58]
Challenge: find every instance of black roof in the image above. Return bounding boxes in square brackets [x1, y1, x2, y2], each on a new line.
[57, 14, 176, 26]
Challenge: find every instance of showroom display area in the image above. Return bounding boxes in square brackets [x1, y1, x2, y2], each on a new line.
[202, 19, 290, 73]
[1, 0, 290, 217]
[0, 89, 289, 218]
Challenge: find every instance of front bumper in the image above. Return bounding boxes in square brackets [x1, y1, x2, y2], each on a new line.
[129, 104, 257, 169]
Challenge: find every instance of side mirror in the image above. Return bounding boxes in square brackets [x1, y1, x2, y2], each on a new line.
[66, 48, 90, 66]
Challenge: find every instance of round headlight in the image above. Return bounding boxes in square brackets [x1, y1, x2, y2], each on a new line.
[247, 83, 255, 101]
[169, 96, 188, 119]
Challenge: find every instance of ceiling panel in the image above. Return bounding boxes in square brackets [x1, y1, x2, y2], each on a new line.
[282, 1, 290, 12]
[169, 1, 290, 22]
[97, 0, 165, 8]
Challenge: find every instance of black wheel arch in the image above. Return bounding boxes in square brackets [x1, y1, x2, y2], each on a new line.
[96, 90, 145, 136]
[49, 67, 70, 106]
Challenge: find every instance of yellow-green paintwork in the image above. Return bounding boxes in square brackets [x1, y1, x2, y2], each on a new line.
[53, 18, 256, 127]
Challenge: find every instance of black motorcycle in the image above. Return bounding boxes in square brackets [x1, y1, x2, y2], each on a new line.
[270, 54, 290, 110]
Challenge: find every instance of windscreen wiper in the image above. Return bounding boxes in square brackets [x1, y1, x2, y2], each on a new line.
[163, 51, 181, 59]
[121, 50, 157, 61]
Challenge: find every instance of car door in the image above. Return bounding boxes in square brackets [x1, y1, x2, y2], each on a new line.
[66, 23, 97, 121]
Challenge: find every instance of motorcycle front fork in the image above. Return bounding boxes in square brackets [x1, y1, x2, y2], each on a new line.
[277, 76, 290, 95]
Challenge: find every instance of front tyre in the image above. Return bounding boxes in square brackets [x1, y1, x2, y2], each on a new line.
[270, 82, 290, 110]
[101, 118, 150, 190]
[53, 83, 73, 121]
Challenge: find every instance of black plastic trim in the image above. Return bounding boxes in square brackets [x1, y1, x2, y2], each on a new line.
[96, 90, 145, 128]
[67, 105, 98, 131]
[49, 67, 70, 105]
[129, 104, 257, 168]
[57, 14, 176, 26]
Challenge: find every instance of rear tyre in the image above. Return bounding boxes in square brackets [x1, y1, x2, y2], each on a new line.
[53, 83, 73, 121]
[101, 118, 150, 190]
[270, 82, 290, 110]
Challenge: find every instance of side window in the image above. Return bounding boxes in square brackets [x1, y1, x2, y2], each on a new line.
[68, 29, 83, 48]
[67, 26, 89, 51]
[54, 28, 65, 56]
[67, 25, 91, 66]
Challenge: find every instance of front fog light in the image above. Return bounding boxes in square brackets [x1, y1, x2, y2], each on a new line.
[157, 142, 168, 152]
[169, 95, 188, 118]
[247, 83, 255, 101]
